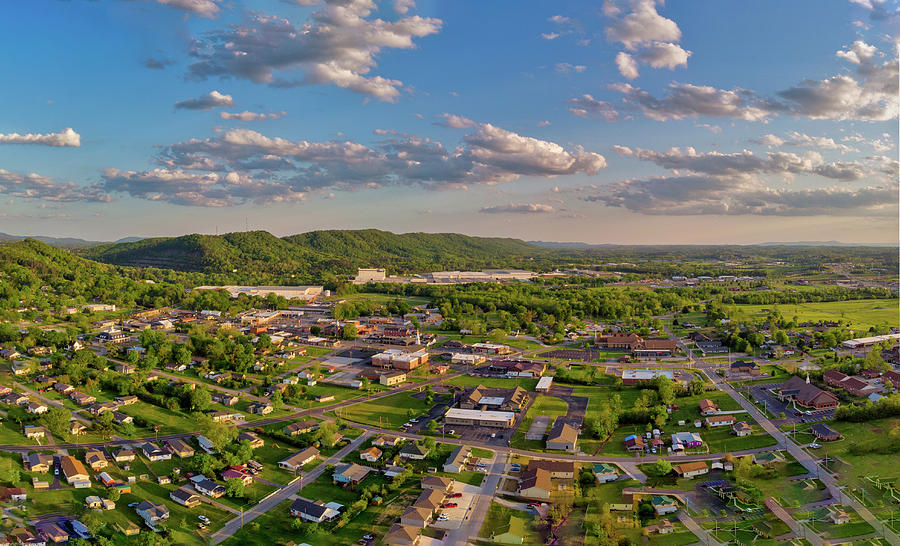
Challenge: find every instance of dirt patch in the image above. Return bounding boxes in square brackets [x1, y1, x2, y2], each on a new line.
[871, 428, 883, 434]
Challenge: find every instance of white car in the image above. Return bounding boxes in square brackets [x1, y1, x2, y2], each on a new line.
[198, 515, 210, 523]
[809, 443, 821, 449]
[437, 515, 449, 521]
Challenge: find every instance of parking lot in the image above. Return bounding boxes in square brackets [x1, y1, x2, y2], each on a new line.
[745, 383, 835, 424]
[431, 482, 479, 530]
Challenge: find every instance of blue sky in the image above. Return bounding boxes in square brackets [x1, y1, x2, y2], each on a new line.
[0, 0, 896, 243]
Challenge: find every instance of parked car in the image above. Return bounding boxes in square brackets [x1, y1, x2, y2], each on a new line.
[442, 503, 458, 508]
[448, 493, 462, 498]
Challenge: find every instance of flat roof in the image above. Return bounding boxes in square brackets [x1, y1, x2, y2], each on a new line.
[479, 396, 506, 406]
[622, 369, 674, 380]
[536, 376, 553, 388]
[445, 408, 514, 421]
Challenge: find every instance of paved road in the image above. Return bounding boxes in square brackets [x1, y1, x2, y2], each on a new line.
[766, 497, 822, 546]
[208, 431, 373, 545]
[677, 510, 724, 546]
[13, 382, 92, 425]
[446, 451, 506, 545]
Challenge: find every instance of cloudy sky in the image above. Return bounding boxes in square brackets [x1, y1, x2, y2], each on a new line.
[0, 0, 897, 244]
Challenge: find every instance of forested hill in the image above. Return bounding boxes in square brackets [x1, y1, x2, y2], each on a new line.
[79, 229, 556, 277]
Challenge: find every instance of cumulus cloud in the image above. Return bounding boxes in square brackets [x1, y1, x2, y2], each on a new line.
[849, 0, 899, 20]
[615, 52, 639, 79]
[637, 42, 690, 69]
[220, 111, 285, 122]
[752, 131, 859, 153]
[567, 94, 619, 121]
[605, 0, 681, 50]
[480, 203, 554, 214]
[604, 1, 691, 78]
[555, 62, 587, 73]
[153, 0, 222, 18]
[186, 1, 442, 102]
[142, 56, 174, 70]
[138, 122, 606, 205]
[174, 90, 234, 110]
[0, 128, 81, 147]
[592, 41, 897, 122]
[394, 0, 415, 14]
[612, 145, 874, 181]
[100, 168, 305, 207]
[0, 169, 109, 202]
[435, 113, 477, 128]
[583, 174, 897, 216]
[609, 82, 775, 121]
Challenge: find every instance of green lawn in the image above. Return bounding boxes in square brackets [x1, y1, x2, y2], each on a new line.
[734, 298, 899, 330]
[334, 392, 432, 428]
[470, 447, 494, 459]
[446, 375, 539, 391]
[119, 401, 200, 435]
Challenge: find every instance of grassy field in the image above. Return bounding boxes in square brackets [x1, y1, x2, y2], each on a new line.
[510, 395, 569, 450]
[334, 392, 432, 428]
[328, 292, 431, 307]
[734, 299, 899, 330]
[446, 375, 539, 391]
[479, 502, 542, 544]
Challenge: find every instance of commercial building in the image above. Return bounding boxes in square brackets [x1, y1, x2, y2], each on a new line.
[444, 408, 515, 428]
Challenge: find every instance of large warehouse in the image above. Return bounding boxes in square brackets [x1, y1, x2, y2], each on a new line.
[444, 408, 515, 428]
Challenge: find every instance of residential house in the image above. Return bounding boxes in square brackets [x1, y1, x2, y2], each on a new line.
[115, 395, 138, 406]
[84, 449, 108, 471]
[517, 468, 551, 499]
[752, 451, 785, 467]
[290, 498, 340, 523]
[421, 476, 454, 493]
[23, 453, 53, 473]
[221, 468, 253, 486]
[283, 419, 319, 436]
[333, 463, 372, 485]
[70, 392, 95, 406]
[705, 415, 736, 428]
[443, 445, 471, 473]
[193, 479, 226, 498]
[399, 443, 429, 460]
[400, 506, 432, 528]
[24, 426, 46, 440]
[830, 509, 851, 525]
[384, 523, 421, 546]
[732, 422, 753, 436]
[236, 431, 264, 449]
[673, 461, 709, 479]
[670, 432, 703, 449]
[135, 500, 169, 527]
[34, 522, 66, 543]
[166, 438, 195, 458]
[623, 434, 645, 452]
[372, 435, 401, 448]
[248, 402, 273, 415]
[25, 401, 48, 415]
[60, 455, 90, 486]
[197, 435, 216, 454]
[114, 449, 136, 463]
[528, 460, 576, 479]
[651, 495, 678, 515]
[545, 421, 578, 452]
[69, 420, 87, 436]
[211, 393, 239, 406]
[111, 411, 133, 425]
[412, 489, 445, 512]
[278, 447, 319, 472]
[592, 463, 618, 484]
[698, 399, 719, 415]
[140, 443, 172, 462]
[170, 487, 201, 508]
[811, 423, 842, 441]
[360, 447, 383, 463]
[53, 383, 74, 394]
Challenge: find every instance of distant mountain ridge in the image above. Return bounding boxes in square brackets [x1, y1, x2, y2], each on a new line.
[0, 232, 143, 249]
[79, 229, 553, 276]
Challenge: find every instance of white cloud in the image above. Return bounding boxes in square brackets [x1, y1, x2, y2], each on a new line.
[220, 111, 285, 122]
[752, 131, 859, 153]
[849, 0, 899, 20]
[143, 122, 607, 204]
[583, 174, 898, 216]
[154, 0, 222, 18]
[637, 42, 691, 69]
[615, 52, 639, 79]
[186, 1, 442, 102]
[609, 82, 774, 121]
[100, 168, 305, 207]
[537, 120, 551, 127]
[555, 62, 587, 73]
[567, 94, 619, 121]
[394, 0, 415, 14]
[0, 169, 109, 202]
[174, 91, 235, 110]
[435, 113, 477, 128]
[605, 0, 681, 50]
[480, 203, 554, 214]
[0, 128, 81, 147]
[541, 32, 560, 40]
[592, 41, 897, 122]
[615, 145, 874, 181]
